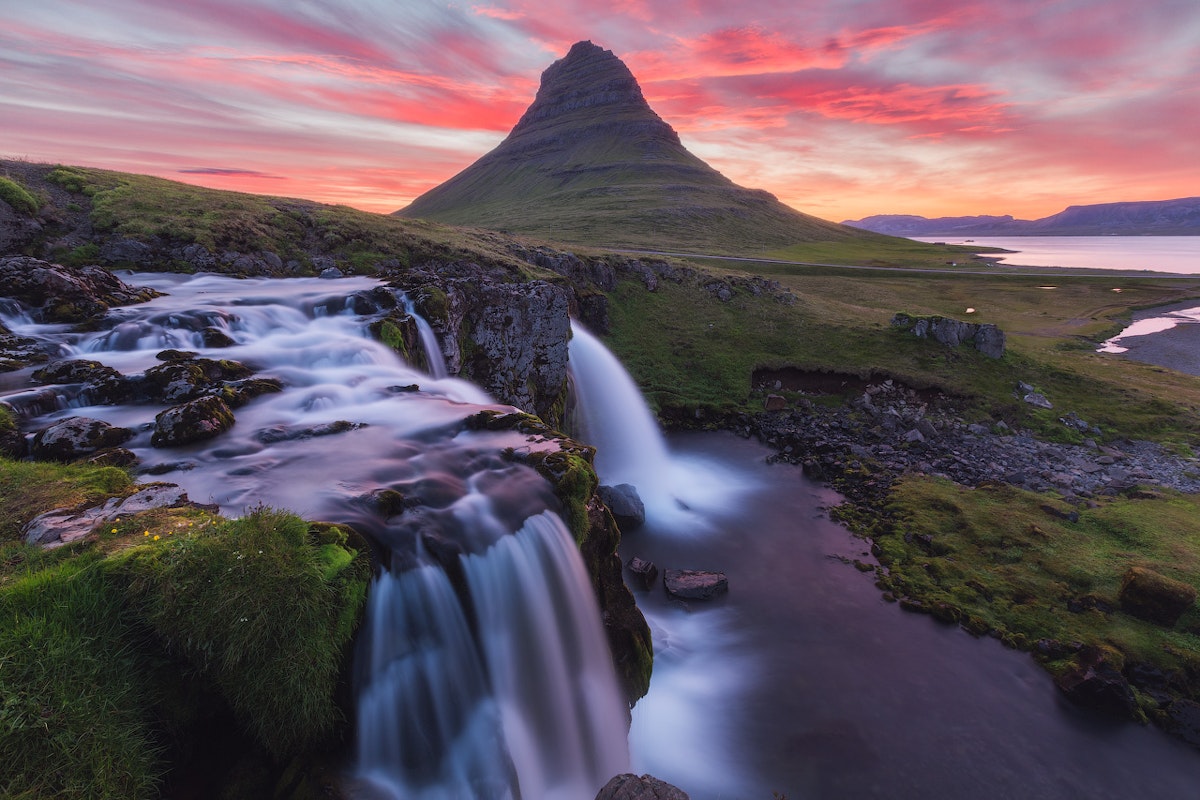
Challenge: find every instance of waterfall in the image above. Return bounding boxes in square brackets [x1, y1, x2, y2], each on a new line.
[567, 324, 671, 496]
[1, 273, 629, 798]
[355, 512, 628, 799]
[401, 293, 449, 379]
[567, 323, 753, 529]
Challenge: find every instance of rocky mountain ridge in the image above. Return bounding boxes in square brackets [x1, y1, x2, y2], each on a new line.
[844, 197, 1200, 236]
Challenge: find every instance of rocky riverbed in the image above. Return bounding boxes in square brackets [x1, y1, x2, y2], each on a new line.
[733, 378, 1200, 505]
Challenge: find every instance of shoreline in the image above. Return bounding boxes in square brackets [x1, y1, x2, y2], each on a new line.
[1105, 299, 1200, 376]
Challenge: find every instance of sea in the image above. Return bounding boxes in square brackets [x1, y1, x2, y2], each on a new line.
[913, 235, 1200, 274]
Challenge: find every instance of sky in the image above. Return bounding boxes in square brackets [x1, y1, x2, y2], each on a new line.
[3, 0, 1198, 223]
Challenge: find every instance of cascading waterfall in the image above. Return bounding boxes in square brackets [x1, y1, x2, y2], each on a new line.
[1, 273, 628, 799]
[567, 322, 752, 528]
[401, 292, 449, 378]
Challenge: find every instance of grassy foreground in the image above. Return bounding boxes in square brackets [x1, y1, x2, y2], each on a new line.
[0, 458, 369, 799]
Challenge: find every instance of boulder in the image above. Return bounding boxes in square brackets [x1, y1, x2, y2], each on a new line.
[0, 256, 159, 322]
[1166, 699, 1200, 747]
[763, 394, 787, 411]
[31, 358, 131, 404]
[1023, 392, 1053, 409]
[891, 312, 1006, 358]
[142, 357, 254, 403]
[30, 416, 134, 461]
[595, 773, 690, 800]
[152, 396, 235, 447]
[664, 569, 728, 601]
[1054, 646, 1136, 716]
[1118, 566, 1196, 627]
[626, 556, 658, 591]
[598, 483, 645, 531]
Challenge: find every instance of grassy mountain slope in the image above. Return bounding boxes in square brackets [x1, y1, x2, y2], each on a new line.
[397, 41, 894, 255]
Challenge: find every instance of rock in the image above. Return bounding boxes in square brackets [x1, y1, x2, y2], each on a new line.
[1054, 646, 1136, 715]
[142, 357, 254, 403]
[23, 483, 204, 548]
[598, 483, 646, 531]
[915, 419, 938, 440]
[595, 773, 690, 800]
[1118, 566, 1196, 626]
[114, 484, 191, 514]
[903, 428, 925, 444]
[1023, 392, 1053, 409]
[201, 326, 237, 347]
[763, 394, 787, 411]
[664, 568, 728, 601]
[30, 416, 134, 461]
[1165, 699, 1200, 747]
[152, 396, 235, 447]
[31, 358, 130, 404]
[891, 313, 1005, 358]
[319, 267, 345, 279]
[626, 556, 658, 591]
[0, 256, 159, 322]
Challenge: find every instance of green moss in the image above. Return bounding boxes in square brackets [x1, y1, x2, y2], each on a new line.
[870, 477, 1200, 682]
[0, 460, 132, 542]
[63, 243, 101, 267]
[107, 507, 369, 758]
[0, 176, 40, 215]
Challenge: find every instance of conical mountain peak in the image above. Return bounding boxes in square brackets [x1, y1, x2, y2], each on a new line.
[398, 42, 878, 253]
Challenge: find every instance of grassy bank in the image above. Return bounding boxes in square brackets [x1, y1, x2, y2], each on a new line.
[0, 458, 369, 799]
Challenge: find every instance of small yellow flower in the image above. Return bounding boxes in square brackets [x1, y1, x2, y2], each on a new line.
[143, 531, 149, 537]
[153, 535, 160, 541]
[111, 528, 118, 533]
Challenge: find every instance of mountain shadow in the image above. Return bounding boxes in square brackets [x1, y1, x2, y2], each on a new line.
[396, 41, 886, 255]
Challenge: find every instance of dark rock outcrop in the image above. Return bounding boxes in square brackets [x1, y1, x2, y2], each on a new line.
[1118, 566, 1196, 626]
[152, 396, 235, 447]
[598, 483, 645, 531]
[595, 773, 690, 800]
[625, 556, 658, 591]
[30, 416, 134, 461]
[892, 313, 1006, 358]
[0, 256, 159, 322]
[1054, 647, 1136, 715]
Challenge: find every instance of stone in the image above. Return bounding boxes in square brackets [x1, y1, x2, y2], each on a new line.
[626, 556, 658, 591]
[152, 396, 235, 447]
[903, 428, 925, 444]
[763, 394, 787, 411]
[1023, 392, 1053, 409]
[1166, 699, 1200, 747]
[664, 568, 728, 601]
[595, 773, 690, 800]
[30, 416, 134, 461]
[1054, 646, 1136, 716]
[1118, 566, 1196, 626]
[890, 313, 1005, 358]
[0, 256, 159, 322]
[598, 483, 646, 531]
[319, 266, 345, 279]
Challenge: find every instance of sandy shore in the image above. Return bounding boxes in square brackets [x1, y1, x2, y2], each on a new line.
[1106, 299, 1200, 376]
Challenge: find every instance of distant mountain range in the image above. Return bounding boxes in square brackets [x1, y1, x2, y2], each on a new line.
[843, 197, 1200, 237]
[397, 41, 888, 254]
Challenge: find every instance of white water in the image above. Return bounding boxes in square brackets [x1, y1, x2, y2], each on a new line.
[402, 292, 449, 378]
[567, 323, 755, 529]
[0, 273, 628, 799]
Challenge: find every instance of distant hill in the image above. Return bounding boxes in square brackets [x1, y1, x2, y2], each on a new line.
[397, 41, 888, 254]
[844, 198, 1200, 237]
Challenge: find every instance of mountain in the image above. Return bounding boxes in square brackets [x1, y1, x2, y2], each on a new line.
[843, 197, 1200, 237]
[397, 41, 884, 254]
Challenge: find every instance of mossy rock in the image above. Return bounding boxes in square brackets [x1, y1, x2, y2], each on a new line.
[152, 396, 235, 447]
[1119, 566, 1197, 627]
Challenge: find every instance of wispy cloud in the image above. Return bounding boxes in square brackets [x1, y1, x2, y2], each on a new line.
[2, 0, 1197, 220]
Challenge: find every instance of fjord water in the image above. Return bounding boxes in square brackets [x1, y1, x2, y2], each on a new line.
[917, 235, 1200, 273]
[567, 333, 1200, 799]
[0, 273, 628, 800]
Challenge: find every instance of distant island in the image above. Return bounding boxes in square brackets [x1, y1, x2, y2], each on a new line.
[843, 197, 1200, 237]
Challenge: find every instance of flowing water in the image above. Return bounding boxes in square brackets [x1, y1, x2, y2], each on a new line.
[567, 334, 1200, 799]
[0, 273, 628, 800]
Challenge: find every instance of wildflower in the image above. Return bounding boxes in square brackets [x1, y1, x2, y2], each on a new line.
[143, 531, 149, 537]
[111, 528, 118, 533]
[153, 535, 160, 541]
